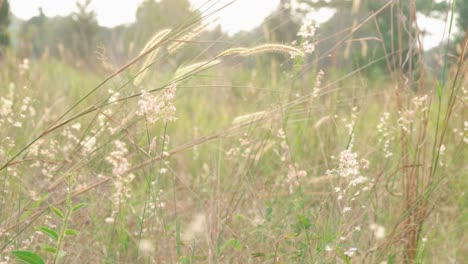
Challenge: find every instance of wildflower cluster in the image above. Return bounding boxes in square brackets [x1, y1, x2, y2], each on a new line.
[340, 107, 359, 148]
[273, 128, 307, 192]
[0, 83, 36, 130]
[398, 95, 428, 133]
[290, 18, 317, 58]
[105, 140, 135, 222]
[377, 112, 394, 158]
[325, 148, 375, 258]
[273, 128, 289, 162]
[226, 133, 253, 159]
[18, 58, 30, 75]
[137, 83, 177, 123]
[297, 19, 317, 54]
[312, 69, 325, 98]
[285, 164, 307, 193]
[156, 136, 171, 179]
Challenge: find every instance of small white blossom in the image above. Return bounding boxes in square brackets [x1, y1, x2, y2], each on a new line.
[369, 223, 386, 239]
[297, 20, 316, 39]
[344, 247, 357, 257]
[137, 83, 177, 123]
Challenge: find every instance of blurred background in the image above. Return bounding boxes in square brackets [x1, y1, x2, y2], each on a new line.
[0, 1, 467, 263]
[1, 0, 466, 75]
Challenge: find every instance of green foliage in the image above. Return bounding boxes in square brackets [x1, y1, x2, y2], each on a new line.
[220, 239, 242, 254]
[18, 8, 47, 58]
[70, 0, 98, 61]
[0, 1, 466, 263]
[15, 180, 86, 263]
[300, 0, 447, 76]
[11, 251, 45, 264]
[14, 0, 203, 65]
[72, 203, 87, 212]
[131, 0, 200, 50]
[454, 0, 468, 45]
[50, 206, 64, 219]
[36, 226, 59, 242]
[456, 0, 468, 34]
[17, 1, 98, 64]
[0, 0, 10, 50]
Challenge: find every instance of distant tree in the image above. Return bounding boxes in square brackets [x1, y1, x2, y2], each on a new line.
[454, 0, 468, 53]
[19, 8, 47, 58]
[262, 0, 300, 84]
[297, 0, 446, 76]
[457, 0, 468, 35]
[130, 0, 200, 50]
[70, 0, 99, 62]
[264, 0, 298, 44]
[0, 0, 10, 55]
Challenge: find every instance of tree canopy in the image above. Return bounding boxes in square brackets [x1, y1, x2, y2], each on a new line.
[0, 0, 10, 52]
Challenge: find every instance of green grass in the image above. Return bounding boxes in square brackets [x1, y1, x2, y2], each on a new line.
[0, 17, 467, 264]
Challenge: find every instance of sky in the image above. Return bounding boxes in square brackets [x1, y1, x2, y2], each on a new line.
[9, 0, 282, 32]
[9, 0, 451, 49]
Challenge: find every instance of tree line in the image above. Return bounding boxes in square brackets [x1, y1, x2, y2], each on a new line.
[0, 0, 466, 75]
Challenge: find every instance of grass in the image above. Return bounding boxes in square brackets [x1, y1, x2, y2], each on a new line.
[0, 2, 467, 264]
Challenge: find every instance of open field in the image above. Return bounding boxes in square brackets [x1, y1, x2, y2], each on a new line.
[0, 0, 467, 263]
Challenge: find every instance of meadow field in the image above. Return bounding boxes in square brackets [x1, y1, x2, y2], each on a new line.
[0, 0, 467, 263]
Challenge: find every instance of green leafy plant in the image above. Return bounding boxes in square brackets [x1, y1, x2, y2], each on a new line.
[14, 177, 87, 264]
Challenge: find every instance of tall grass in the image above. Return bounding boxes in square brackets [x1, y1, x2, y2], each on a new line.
[0, 1, 466, 263]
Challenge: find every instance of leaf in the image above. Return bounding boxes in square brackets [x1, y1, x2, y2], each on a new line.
[232, 240, 242, 251]
[436, 81, 443, 100]
[234, 214, 245, 222]
[36, 226, 58, 241]
[251, 252, 266, 258]
[43, 246, 57, 254]
[179, 256, 189, 264]
[296, 214, 311, 230]
[176, 221, 181, 256]
[72, 203, 87, 213]
[220, 239, 242, 253]
[266, 206, 273, 222]
[11, 250, 45, 264]
[20, 194, 50, 221]
[20, 210, 34, 222]
[65, 229, 79, 236]
[50, 206, 64, 219]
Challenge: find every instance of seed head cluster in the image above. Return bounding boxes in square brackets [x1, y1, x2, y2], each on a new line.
[137, 83, 177, 123]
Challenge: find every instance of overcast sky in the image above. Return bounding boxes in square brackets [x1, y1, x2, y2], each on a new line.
[9, 0, 281, 33]
[9, 0, 450, 49]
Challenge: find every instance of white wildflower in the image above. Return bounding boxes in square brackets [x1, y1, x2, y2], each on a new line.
[303, 40, 315, 54]
[137, 83, 177, 123]
[138, 239, 154, 256]
[369, 223, 386, 239]
[71, 123, 82, 130]
[312, 69, 324, 98]
[297, 20, 316, 39]
[344, 247, 357, 257]
[0, 97, 13, 116]
[182, 213, 207, 242]
[19, 58, 30, 74]
[81, 136, 96, 154]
